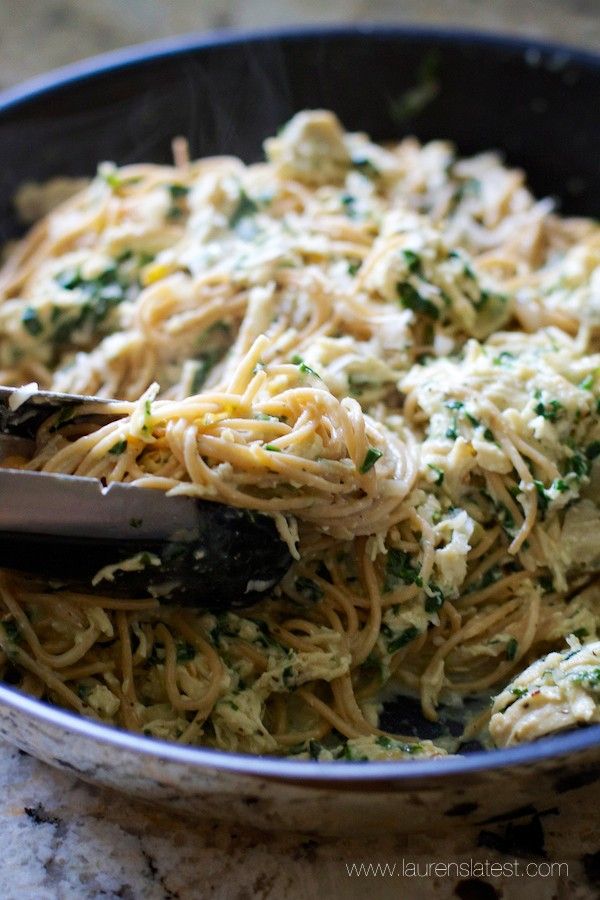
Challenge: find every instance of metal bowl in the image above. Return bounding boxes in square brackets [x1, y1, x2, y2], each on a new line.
[1, 26, 599, 835]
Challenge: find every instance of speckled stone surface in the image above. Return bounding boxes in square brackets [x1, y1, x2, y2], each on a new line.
[0, 3, 599, 897]
[0, 740, 600, 899]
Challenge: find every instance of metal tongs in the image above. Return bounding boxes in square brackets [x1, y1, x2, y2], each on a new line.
[0, 386, 291, 608]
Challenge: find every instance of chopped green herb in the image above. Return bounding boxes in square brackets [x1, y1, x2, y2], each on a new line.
[573, 667, 600, 688]
[229, 189, 259, 227]
[347, 260, 361, 276]
[166, 205, 185, 221]
[384, 548, 423, 591]
[291, 355, 322, 380]
[572, 628, 589, 640]
[424, 586, 444, 614]
[108, 439, 127, 455]
[102, 169, 123, 189]
[579, 374, 594, 390]
[352, 157, 380, 178]
[265, 444, 281, 452]
[445, 400, 464, 410]
[401, 249, 422, 274]
[427, 463, 444, 485]
[483, 427, 495, 441]
[586, 441, 600, 461]
[76, 682, 92, 700]
[534, 480, 549, 513]
[510, 686, 527, 699]
[397, 282, 439, 320]
[493, 351, 515, 366]
[360, 447, 383, 473]
[50, 404, 78, 432]
[569, 451, 590, 479]
[387, 625, 420, 653]
[282, 665, 295, 686]
[168, 184, 189, 199]
[22, 307, 43, 336]
[348, 373, 374, 397]
[534, 398, 562, 422]
[506, 638, 518, 661]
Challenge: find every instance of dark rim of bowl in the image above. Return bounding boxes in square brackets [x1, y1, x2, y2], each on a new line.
[0, 23, 599, 113]
[0, 24, 599, 784]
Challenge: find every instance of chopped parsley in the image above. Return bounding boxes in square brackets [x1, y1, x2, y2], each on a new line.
[586, 441, 600, 461]
[352, 157, 380, 179]
[375, 735, 422, 754]
[229, 189, 259, 227]
[427, 463, 444, 485]
[401, 249, 422, 274]
[291, 355, 322, 380]
[282, 664, 295, 686]
[424, 585, 444, 614]
[22, 306, 43, 336]
[572, 628, 589, 640]
[573, 667, 600, 688]
[386, 625, 420, 653]
[384, 548, 423, 592]
[568, 450, 590, 479]
[493, 351, 516, 366]
[168, 184, 189, 199]
[506, 638, 518, 661]
[533, 393, 563, 422]
[108, 439, 128, 455]
[397, 282, 439, 320]
[360, 447, 383, 473]
[534, 480, 549, 513]
[510, 686, 527, 699]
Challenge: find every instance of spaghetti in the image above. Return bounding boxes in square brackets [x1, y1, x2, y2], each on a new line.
[0, 110, 598, 760]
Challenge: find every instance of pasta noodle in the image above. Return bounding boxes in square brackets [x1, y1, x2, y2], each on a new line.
[0, 110, 599, 760]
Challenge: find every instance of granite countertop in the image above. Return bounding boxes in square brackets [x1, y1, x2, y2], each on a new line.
[0, 2, 599, 898]
[1, 741, 599, 900]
